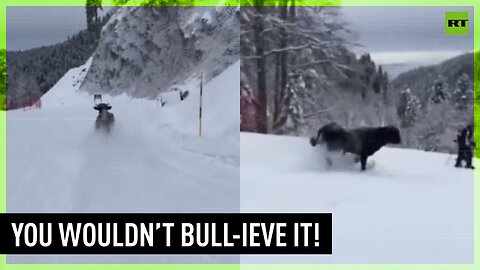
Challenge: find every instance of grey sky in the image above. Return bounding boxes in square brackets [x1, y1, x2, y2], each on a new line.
[341, 6, 474, 53]
[7, 6, 110, 51]
[7, 6, 474, 53]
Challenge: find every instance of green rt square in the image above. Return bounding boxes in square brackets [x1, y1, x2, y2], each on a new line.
[445, 12, 469, 35]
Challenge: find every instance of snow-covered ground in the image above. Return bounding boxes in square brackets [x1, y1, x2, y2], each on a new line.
[240, 133, 474, 264]
[7, 60, 240, 263]
[6, 57, 474, 264]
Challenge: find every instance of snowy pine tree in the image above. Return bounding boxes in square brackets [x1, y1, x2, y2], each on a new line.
[7, 13, 110, 109]
[416, 77, 455, 152]
[397, 88, 421, 147]
[430, 76, 448, 104]
[415, 102, 453, 152]
[274, 70, 304, 135]
[241, 5, 348, 133]
[86, 0, 103, 33]
[452, 73, 472, 112]
[398, 89, 420, 128]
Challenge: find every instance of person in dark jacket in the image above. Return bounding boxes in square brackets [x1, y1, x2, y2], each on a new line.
[455, 124, 474, 169]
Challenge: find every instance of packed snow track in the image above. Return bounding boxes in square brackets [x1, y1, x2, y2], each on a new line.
[7, 60, 240, 214]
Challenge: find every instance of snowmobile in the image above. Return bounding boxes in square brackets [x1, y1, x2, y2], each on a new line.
[93, 94, 115, 133]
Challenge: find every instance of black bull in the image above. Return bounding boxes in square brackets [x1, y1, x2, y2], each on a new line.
[310, 122, 401, 171]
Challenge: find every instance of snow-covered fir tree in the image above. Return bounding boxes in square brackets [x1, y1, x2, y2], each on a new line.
[6, 14, 110, 109]
[241, 5, 349, 133]
[398, 88, 420, 129]
[415, 102, 453, 152]
[416, 78, 454, 152]
[85, 0, 103, 33]
[452, 73, 472, 112]
[273, 70, 304, 135]
[430, 76, 448, 104]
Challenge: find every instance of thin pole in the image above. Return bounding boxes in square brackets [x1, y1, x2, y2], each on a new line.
[199, 73, 203, 137]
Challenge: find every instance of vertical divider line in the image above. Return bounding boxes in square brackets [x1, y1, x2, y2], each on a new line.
[0, 3, 6, 268]
[473, 3, 479, 266]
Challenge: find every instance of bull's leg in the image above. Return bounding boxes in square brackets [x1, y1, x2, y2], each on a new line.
[360, 154, 367, 171]
[326, 157, 332, 168]
[95, 119, 101, 130]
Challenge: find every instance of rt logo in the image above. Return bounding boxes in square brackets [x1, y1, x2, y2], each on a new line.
[445, 12, 469, 35]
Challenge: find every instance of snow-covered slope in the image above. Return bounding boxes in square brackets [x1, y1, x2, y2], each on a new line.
[8, 59, 239, 214]
[7, 59, 239, 263]
[80, 6, 239, 98]
[241, 133, 473, 263]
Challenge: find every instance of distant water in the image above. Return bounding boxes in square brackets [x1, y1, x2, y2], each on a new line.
[367, 50, 470, 78]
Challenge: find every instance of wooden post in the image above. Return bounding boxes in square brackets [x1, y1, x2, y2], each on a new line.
[199, 73, 203, 137]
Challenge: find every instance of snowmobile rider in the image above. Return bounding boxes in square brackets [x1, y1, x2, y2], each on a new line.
[455, 124, 474, 169]
[94, 103, 115, 132]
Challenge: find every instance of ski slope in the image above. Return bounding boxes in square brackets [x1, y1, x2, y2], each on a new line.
[7, 59, 239, 212]
[240, 133, 474, 264]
